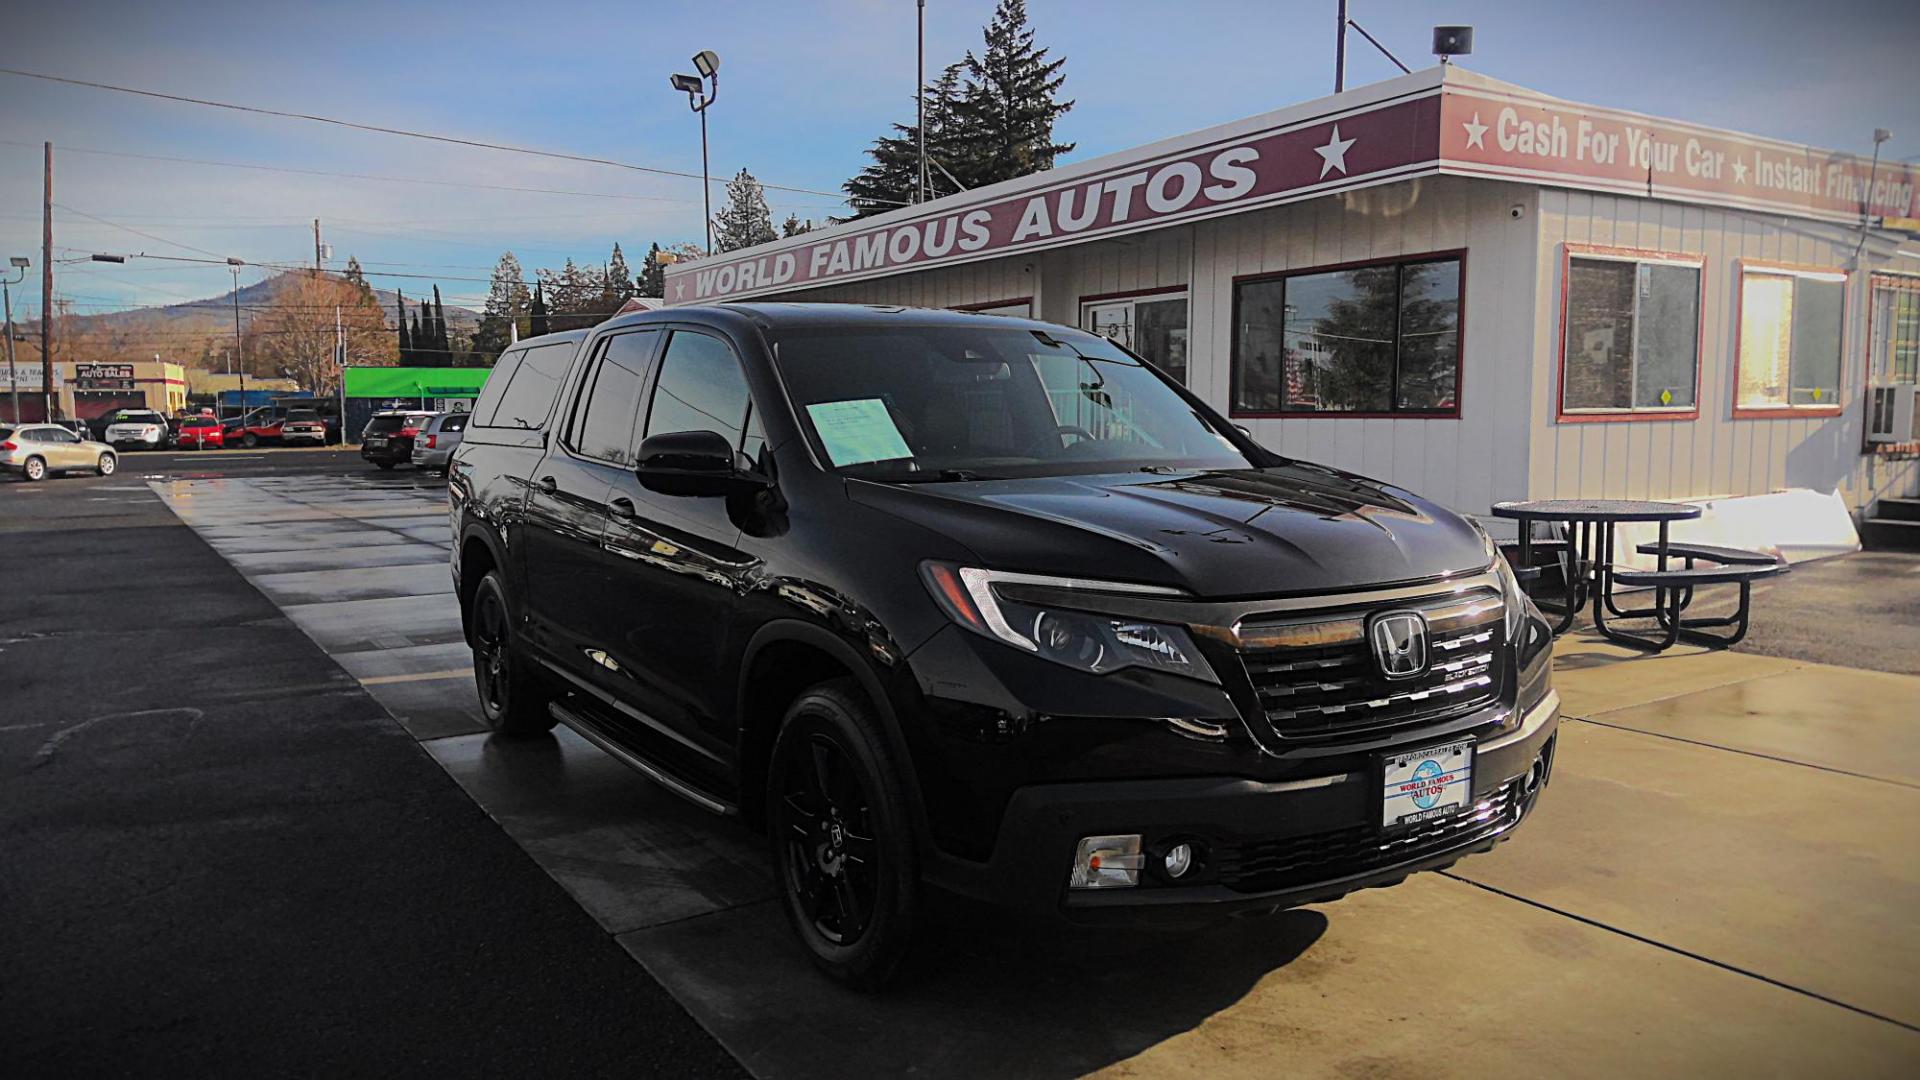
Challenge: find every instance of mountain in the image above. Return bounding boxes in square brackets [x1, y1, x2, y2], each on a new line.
[13, 271, 477, 368]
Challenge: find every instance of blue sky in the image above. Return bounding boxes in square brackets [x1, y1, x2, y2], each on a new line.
[2, 0, 1915, 318]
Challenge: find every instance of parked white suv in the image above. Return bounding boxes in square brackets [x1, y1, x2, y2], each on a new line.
[104, 410, 170, 451]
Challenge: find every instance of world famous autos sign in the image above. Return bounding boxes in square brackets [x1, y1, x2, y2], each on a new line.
[668, 80, 1446, 304]
[667, 69, 1915, 304]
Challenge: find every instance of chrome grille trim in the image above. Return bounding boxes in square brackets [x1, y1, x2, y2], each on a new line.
[1235, 585, 1506, 741]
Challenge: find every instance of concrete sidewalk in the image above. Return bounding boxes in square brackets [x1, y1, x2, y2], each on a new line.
[1098, 634, 1920, 1077]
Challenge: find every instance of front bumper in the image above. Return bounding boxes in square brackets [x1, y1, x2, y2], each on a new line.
[111, 435, 165, 450]
[926, 690, 1559, 923]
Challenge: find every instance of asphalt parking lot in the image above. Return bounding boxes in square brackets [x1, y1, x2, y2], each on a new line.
[5, 450, 1918, 1077]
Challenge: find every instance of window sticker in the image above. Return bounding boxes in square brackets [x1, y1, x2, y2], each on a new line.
[805, 398, 913, 466]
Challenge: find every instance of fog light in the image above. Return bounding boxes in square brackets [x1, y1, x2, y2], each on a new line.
[1163, 843, 1194, 879]
[1069, 834, 1143, 889]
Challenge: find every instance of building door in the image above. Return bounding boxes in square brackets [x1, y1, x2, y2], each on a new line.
[1083, 292, 1190, 384]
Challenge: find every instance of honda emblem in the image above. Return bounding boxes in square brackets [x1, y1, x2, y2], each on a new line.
[1369, 611, 1429, 680]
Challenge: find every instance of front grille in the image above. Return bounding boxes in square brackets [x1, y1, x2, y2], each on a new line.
[1214, 779, 1522, 894]
[1238, 587, 1505, 741]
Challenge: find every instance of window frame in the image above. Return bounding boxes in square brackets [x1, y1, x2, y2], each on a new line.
[641, 328, 756, 451]
[1731, 258, 1849, 420]
[1867, 271, 1920, 384]
[1079, 285, 1190, 384]
[1555, 243, 1706, 423]
[1228, 249, 1467, 420]
[562, 328, 664, 467]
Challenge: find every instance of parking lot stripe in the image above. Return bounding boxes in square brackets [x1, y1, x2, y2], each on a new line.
[357, 668, 470, 686]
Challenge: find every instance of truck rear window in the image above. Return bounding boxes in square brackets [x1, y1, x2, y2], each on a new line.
[483, 342, 576, 430]
[366, 416, 406, 433]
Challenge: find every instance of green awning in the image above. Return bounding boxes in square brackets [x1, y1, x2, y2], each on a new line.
[343, 366, 494, 398]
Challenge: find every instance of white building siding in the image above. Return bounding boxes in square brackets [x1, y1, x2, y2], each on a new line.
[1529, 188, 1920, 513]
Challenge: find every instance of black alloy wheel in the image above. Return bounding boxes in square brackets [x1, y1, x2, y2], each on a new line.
[777, 730, 881, 947]
[469, 571, 556, 736]
[768, 681, 917, 989]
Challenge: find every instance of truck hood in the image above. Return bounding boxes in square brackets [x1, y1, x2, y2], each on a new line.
[848, 464, 1491, 599]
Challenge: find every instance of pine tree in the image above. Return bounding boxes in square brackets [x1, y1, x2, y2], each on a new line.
[713, 169, 777, 252]
[529, 283, 551, 337]
[344, 255, 371, 293]
[781, 214, 816, 237]
[845, 62, 970, 216]
[638, 243, 666, 298]
[953, 0, 1074, 184]
[410, 308, 425, 364]
[431, 286, 449, 364]
[606, 244, 636, 305]
[473, 252, 531, 362]
[396, 291, 412, 362]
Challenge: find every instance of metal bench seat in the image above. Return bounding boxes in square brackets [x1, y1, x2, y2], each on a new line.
[1597, 560, 1788, 650]
[1632, 541, 1779, 567]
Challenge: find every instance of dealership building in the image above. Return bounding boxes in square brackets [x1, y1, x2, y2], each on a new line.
[664, 67, 1920, 555]
[0, 360, 187, 424]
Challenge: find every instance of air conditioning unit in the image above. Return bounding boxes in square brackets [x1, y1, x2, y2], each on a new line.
[1867, 383, 1919, 444]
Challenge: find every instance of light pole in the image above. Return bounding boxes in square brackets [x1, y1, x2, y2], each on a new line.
[229, 258, 246, 426]
[3, 256, 27, 423]
[671, 50, 721, 255]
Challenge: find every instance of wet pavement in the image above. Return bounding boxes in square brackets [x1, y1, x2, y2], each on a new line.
[1, 460, 742, 1077]
[129, 463, 1920, 1078]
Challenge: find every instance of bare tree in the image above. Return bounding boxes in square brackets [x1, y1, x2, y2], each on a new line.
[244, 273, 397, 392]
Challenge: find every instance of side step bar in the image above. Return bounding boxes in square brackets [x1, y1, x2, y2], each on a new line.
[549, 700, 737, 817]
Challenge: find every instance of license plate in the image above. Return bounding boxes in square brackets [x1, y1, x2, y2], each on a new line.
[366, 437, 386, 446]
[1381, 738, 1474, 829]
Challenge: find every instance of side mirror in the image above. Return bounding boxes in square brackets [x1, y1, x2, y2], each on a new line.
[636, 429, 765, 497]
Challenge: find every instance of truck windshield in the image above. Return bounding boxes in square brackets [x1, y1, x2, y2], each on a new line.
[771, 324, 1253, 480]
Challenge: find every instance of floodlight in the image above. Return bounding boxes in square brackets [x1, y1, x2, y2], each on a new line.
[670, 73, 703, 95]
[692, 50, 719, 78]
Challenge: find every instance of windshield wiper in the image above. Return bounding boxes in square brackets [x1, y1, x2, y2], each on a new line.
[874, 468, 999, 483]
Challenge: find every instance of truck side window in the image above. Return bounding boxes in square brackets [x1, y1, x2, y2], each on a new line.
[485, 342, 575, 431]
[644, 331, 750, 449]
[574, 330, 660, 465]
[470, 347, 525, 427]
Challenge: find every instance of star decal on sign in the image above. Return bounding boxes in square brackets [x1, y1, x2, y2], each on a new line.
[1315, 124, 1357, 178]
[1462, 112, 1488, 150]
[1731, 157, 1748, 184]
[674, 280, 687, 300]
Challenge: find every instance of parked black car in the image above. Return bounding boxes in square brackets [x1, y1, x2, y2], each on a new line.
[448, 307, 1559, 988]
[359, 410, 436, 469]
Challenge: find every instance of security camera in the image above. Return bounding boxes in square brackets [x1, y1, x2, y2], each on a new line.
[1509, 204, 1525, 220]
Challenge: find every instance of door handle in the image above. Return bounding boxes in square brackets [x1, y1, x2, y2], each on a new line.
[537, 475, 557, 494]
[608, 496, 636, 520]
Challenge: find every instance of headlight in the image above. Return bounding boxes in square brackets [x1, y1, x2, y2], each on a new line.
[920, 563, 1218, 683]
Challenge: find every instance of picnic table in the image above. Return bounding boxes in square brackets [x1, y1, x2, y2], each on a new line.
[1491, 499, 1703, 646]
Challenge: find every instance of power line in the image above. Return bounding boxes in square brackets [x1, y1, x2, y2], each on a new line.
[0, 66, 898, 205]
[54, 203, 234, 261]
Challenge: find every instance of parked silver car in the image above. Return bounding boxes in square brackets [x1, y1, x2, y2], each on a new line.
[410, 411, 469, 473]
[1, 423, 118, 481]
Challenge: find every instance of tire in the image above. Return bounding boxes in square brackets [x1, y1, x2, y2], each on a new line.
[21, 455, 46, 482]
[468, 571, 557, 736]
[242, 432, 259, 448]
[96, 453, 116, 476]
[768, 679, 918, 990]
[373, 460, 395, 470]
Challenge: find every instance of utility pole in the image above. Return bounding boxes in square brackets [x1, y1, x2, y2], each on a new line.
[313, 218, 323, 274]
[1334, 0, 1349, 93]
[3, 257, 24, 424]
[42, 142, 54, 420]
[336, 305, 346, 445]
[229, 259, 246, 427]
[917, 0, 928, 204]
